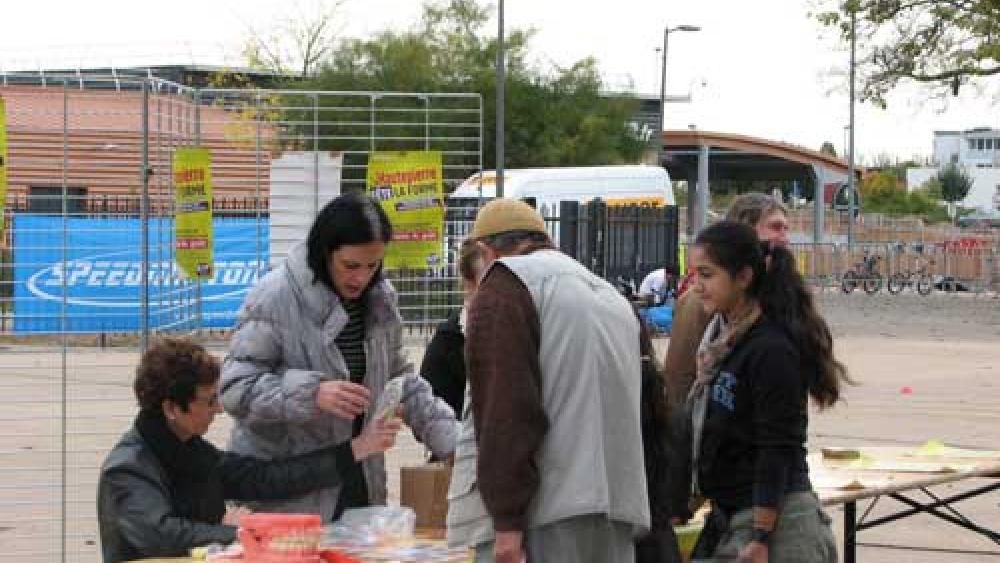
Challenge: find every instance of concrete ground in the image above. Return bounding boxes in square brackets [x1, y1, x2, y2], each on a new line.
[0, 291, 997, 561]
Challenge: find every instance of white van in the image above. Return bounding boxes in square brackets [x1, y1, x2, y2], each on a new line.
[448, 165, 673, 209]
[443, 166, 674, 267]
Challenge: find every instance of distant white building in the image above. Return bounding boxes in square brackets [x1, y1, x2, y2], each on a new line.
[906, 128, 1000, 213]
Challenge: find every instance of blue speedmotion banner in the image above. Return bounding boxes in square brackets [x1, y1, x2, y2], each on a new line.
[12, 215, 268, 333]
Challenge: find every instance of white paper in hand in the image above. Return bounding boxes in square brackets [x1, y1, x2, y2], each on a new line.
[374, 377, 404, 421]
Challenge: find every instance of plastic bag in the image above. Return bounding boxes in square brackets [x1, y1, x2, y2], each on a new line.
[322, 506, 417, 549]
[643, 304, 674, 334]
[373, 377, 405, 421]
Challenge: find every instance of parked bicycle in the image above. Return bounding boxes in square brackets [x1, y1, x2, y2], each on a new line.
[841, 253, 884, 294]
[887, 258, 935, 295]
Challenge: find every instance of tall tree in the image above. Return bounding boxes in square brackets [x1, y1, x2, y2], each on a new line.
[281, 0, 645, 170]
[816, 0, 1000, 107]
[819, 141, 838, 157]
[936, 163, 973, 203]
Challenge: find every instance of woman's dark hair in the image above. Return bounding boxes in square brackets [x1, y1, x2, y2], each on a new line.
[134, 337, 220, 412]
[635, 306, 673, 529]
[306, 192, 393, 292]
[694, 221, 850, 408]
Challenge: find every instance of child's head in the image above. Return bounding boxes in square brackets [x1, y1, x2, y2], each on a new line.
[691, 221, 767, 316]
[692, 221, 851, 408]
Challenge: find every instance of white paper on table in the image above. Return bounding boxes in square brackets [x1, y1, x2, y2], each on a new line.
[811, 472, 893, 491]
[857, 460, 974, 473]
[906, 440, 1000, 460]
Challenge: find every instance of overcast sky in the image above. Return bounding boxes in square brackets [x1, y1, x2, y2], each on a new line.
[2, 0, 997, 162]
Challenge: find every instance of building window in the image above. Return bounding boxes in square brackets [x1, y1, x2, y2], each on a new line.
[977, 138, 985, 151]
[988, 138, 995, 150]
[28, 186, 88, 215]
[968, 139, 976, 150]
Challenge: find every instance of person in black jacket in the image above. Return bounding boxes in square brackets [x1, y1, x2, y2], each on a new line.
[97, 337, 401, 563]
[420, 240, 484, 419]
[680, 222, 851, 563]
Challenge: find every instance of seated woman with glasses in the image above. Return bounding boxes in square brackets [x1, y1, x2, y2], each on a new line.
[97, 337, 401, 563]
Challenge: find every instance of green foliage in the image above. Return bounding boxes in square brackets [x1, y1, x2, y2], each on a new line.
[267, 0, 645, 172]
[816, 0, 1000, 107]
[673, 183, 689, 207]
[936, 163, 974, 203]
[920, 176, 943, 200]
[860, 169, 900, 200]
[859, 170, 950, 223]
[819, 141, 838, 157]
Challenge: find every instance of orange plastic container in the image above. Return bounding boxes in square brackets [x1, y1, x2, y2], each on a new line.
[239, 513, 324, 563]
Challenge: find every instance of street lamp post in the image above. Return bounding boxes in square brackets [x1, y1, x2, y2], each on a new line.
[657, 24, 700, 169]
[846, 8, 857, 250]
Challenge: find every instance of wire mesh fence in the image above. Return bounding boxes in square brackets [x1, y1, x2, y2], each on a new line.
[0, 75, 485, 561]
[1, 71, 997, 561]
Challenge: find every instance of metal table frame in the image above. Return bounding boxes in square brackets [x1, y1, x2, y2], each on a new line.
[818, 456, 1000, 562]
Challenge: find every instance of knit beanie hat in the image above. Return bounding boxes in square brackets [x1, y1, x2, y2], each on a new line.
[469, 199, 547, 239]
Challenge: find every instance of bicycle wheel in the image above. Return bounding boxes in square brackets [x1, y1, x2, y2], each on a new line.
[887, 273, 906, 294]
[863, 275, 882, 294]
[841, 271, 858, 293]
[916, 275, 933, 295]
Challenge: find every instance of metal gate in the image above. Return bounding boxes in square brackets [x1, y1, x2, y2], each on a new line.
[0, 73, 482, 562]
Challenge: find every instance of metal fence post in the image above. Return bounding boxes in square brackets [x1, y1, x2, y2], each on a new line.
[313, 93, 320, 212]
[255, 91, 264, 282]
[588, 200, 607, 278]
[666, 205, 680, 275]
[140, 81, 151, 352]
[60, 78, 69, 563]
[193, 89, 203, 332]
[559, 201, 580, 258]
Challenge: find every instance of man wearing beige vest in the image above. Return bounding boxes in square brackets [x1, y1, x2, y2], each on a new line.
[446, 199, 650, 563]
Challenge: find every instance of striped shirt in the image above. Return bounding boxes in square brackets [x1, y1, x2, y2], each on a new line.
[333, 297, 370, 518]
[334, 299, 367, 384]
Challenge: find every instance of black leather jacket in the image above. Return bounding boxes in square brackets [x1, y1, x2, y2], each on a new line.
[97, 426, 352, 562]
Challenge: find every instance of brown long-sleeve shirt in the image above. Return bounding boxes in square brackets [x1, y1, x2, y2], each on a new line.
[662, 289, 712, 408]
[464, 263, 549, 532]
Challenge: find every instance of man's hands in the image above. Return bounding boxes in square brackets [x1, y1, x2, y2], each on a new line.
[494, 530, 525, 563]
[222, 505, 252, 526]
[316, 380, 371, 420]
[737, 540, 768, 563]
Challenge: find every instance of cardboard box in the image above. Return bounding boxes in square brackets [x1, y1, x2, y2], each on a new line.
[400, 462, 453, 529]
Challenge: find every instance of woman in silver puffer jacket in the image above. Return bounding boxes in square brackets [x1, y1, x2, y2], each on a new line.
[220, 192, 458, 522]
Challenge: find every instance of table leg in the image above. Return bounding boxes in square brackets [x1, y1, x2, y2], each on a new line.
[844, 500, 857, 563]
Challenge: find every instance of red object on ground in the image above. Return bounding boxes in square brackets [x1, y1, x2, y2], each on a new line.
[239, 513, 323, 563]
[900, 386, 913, 395]
[319, 549, 364, 563]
